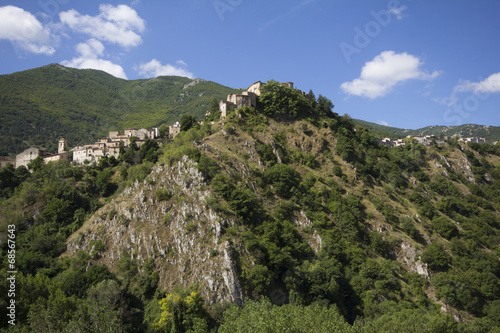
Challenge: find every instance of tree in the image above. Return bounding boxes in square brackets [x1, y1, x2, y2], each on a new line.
[159, 124, 169, 138]
[432, 216, 458, 240]
[316, 94, 335, 116]
[264, 163, 300, 199]
[154, 290, 208, 332]
[259, 80, 310, 117]
[129, 136, 139, 151]
[219, 297, 355, 333]
[139, 139, 160, 163]
[421, 244, 451, 271]
[205, 98, 222, 122]
[28, 155, 44, 172]
[181, 114, 197, 132]
[0, 163, 18, 197]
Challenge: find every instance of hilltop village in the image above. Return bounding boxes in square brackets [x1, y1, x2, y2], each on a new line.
[10, 125, 178, 169]
[0, 80, 494, 169]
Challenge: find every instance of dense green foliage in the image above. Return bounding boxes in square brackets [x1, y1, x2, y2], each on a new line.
[219, 297, 356, 332]
[1, 79, 499, 331]
[0, 64, 238, 156]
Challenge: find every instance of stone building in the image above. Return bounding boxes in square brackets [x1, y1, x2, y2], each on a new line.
[16, 148, 44, 168]
[58, 138, 67, 154]
[247, 81, 263, 96]
[15, 138, 69, 168]
[71, 127, 160, 165]
[227, 92, 257, 109]
[0, 157, 15, 168]
[219, 80, 295, 117]
[219, 100, 236, 118]
[169, 121, 181, 139]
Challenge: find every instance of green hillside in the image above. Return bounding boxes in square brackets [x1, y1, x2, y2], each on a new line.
[353, 119, 500, 141]
[1, 81, 499, 331]
[0, 64, 239, 156]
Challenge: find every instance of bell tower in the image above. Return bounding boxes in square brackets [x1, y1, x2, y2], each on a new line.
[58, 138, 67, 154]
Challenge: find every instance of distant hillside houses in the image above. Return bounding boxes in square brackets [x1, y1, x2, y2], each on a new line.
[377, 135, 444, 147]
[72, 127, 160, 164]
[376, 135, 489, 148]
[458, 137, 489, 144]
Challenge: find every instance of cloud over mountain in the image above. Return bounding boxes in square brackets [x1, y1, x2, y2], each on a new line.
[139, 59, 194, 79]
[61, 38, 127, 79]
[341, 51, 441, 99]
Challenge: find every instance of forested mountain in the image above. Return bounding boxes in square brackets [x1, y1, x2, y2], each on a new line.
[0, 64, 239, 156]
[1, 80, 500, 332]
[354, 119, 500, 142]
[1, 64, 498, 158]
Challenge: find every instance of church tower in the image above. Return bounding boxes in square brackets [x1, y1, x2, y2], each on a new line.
[58, 138, 67, 154]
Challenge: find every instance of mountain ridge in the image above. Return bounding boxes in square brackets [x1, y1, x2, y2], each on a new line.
[353, 119, 500, 142]
[0, 64, 239, 155]
[1, 64, 499, 157]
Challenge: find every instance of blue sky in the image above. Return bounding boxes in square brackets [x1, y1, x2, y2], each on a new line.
[1, 0, 499, 129]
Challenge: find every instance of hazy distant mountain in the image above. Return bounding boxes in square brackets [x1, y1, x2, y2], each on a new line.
[353, 119, 500, 142]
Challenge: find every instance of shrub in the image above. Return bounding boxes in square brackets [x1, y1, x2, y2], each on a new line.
[155, 188, 173, 201]
[432, 216, 458, 240]
[401, 217, 420, 240]
[197, 154, 220, 181]
[185, 223, 197, 233]
[264, 164, 300, 199]
[108, 209, 117, 220]
[421, 244, 451, 271]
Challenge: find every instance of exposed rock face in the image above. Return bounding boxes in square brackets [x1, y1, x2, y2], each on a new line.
[396, 241, 429, 279]
[456, 153, 475, 182]
[293, 211, 322, 254]
[183, 78, 205, 89]
[65, 156, 244, 305]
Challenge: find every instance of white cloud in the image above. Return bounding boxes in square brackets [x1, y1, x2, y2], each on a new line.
[454, 72, 500, 94]
[389, 5, 407, 20]
[139, 59, 194, 78]
[340, 51, 441, 99]
[61, 38, 127, 79]
[60, 4, 145, 48]
[0, 5, 56, 55]
[434, 72, 500, 107]
[176, 60, 188, 67]
[377, 120, 389, 126]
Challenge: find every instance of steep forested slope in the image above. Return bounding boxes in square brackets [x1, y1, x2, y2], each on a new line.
[0, 81, 499, 331]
